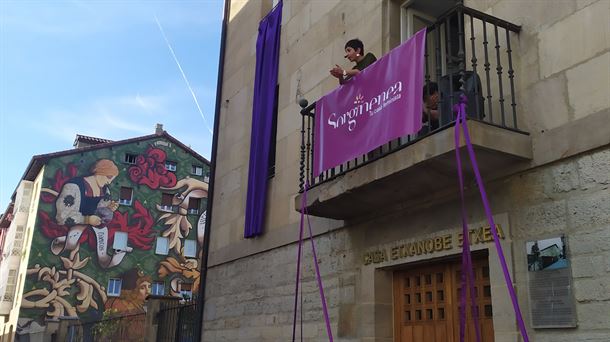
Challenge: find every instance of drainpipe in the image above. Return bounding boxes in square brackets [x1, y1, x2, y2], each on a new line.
[196, 0, 230, 341]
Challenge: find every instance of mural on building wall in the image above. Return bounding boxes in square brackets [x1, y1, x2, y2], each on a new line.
[18, 139, 209, 333]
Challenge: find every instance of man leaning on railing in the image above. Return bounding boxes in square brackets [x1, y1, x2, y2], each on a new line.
[329, 38, 377, 84]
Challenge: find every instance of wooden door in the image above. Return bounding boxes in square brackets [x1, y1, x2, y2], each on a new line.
[393, 256, 494, 342]
[451, 257, 495, 342]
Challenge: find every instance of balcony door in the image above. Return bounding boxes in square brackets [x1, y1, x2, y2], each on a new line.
[401, 0, 464, 76]
[393, 255, 494, 342]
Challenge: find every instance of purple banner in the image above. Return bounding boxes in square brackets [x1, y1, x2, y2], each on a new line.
[314, 29, 426, 177]
[244, 1, 282, 238]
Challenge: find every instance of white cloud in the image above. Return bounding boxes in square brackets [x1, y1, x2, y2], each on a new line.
[29, 86, 214, 153]
[31, 93, 171, 143]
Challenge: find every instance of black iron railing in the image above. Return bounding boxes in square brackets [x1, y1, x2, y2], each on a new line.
[156, 297, 199, 342]
[67, 311, 146, 342]
[299, 4, 524, 192]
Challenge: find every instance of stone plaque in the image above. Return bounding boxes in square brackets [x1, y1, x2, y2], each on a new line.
[526, 236, 577, 328]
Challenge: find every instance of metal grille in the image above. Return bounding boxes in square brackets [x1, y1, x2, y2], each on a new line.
[156, 298, 199, 342]
[67, 311, 146, 342]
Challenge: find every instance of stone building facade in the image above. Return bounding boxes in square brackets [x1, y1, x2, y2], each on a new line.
[204, 0, 610, 341]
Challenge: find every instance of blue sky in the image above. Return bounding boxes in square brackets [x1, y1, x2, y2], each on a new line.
[0, 0, 223, 209]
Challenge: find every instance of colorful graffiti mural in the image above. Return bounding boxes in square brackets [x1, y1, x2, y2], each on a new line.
[18, 138, 209, 334]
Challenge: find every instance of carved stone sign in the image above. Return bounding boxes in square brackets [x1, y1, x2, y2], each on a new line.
[363, 224, 505, 265]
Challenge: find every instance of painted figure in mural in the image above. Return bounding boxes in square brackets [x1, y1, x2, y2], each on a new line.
[105, 268, 151, 313]
[330, 38, 378, 84]
[156, 178, 208, 253]
[51, 159, 130, 268]
[157, 178, 208, 295]
[158, 257, 200, 297]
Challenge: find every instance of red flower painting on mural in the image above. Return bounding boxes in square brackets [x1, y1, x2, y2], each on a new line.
[40, 164, 79, 203]
[128, 147, 177, 189]
[39, 200, 155, 250]
[106, 201, 155, 250]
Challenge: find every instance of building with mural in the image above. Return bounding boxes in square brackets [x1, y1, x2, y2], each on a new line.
[0, 126, 209, 341]
[203, 0, 609, 341]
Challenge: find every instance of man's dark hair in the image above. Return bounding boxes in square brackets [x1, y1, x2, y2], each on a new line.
[423, 82, 439, 99]
[345, 39, 364, 54]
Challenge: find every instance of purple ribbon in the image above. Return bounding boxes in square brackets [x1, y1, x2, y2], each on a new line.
[454, 95, 529, 342]
[292, 182, 334, 342]
[454, 99, 481, 342]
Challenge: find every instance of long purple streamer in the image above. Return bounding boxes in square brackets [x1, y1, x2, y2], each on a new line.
[454, 103, 481, 342]
[292, 185, 306, 341]
[454, 95, 530, 342]
[292, 182, 334, 341]
[291, 96, 528, 342]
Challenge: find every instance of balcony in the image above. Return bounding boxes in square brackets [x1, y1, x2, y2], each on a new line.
[295, 5, 531, 220]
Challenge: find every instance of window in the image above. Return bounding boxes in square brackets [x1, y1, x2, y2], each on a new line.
[124, 153, 137, 164]
[113, 232, 128, 251]
[155, 236, 169, 255]
[107, 278, 122, 297]
[119, 187, 133, 206]
[191, 165, 203, 176]
[178, 281, 193, 300]
[151, 282, 165, 296]
[187, 198, 201, 215]
[398, 0, 460, 75]
[29, 183, 38, 213]
[3, 270, 17, 301]
[13, 225, 25, 250]
[183, 240, 197, 258]
[160, 193, 174, 212]
[165, 161, 177, 172]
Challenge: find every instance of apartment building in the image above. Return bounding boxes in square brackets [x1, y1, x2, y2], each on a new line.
[0, 127, 210, 341]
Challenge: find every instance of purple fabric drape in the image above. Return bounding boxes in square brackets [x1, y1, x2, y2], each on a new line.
[244, 1, 282, 238]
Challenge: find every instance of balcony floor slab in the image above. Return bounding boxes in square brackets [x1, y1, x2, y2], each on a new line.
[296, 120, 532, 220]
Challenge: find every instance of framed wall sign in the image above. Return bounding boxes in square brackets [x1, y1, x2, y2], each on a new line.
[526, 236, 577, 328]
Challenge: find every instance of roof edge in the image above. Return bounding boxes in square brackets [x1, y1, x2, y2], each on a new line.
[11, 131, 211, 200]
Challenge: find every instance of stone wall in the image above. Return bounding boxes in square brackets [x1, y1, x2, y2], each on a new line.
[203, 228, 362, 341]
[204, 146, 610, 341]
[211, 0, 610, 266]
[466, 0, 610, 164]
[211, 0, 386, 263]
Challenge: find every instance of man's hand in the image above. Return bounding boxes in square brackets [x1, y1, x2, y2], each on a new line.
[108, 201, 119, 211]
[330, 64, 344, 79]
[86, 215, 102, 226]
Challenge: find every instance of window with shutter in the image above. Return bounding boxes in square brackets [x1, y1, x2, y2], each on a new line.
[165, 161, 177, 172]
[107, 278, 122, 296]
[152, 282, 165, 295]
[183, 240, 197, 258]
[113, 232, 128, 251]
[155, 237, 169, 255]
[124, 153, 137, 164]
[119, 187, 133, 206]
[191, 165, 203, 176]
[187, 198, 201, 215]
[160, 193, 174, 212]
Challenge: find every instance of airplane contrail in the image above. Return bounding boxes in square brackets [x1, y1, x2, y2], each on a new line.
[154, 15, 213, 135]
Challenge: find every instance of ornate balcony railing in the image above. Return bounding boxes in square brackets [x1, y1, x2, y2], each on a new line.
[298, 4, 524, 193]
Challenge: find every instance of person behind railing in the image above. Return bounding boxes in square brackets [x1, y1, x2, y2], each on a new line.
[330, 38, 377, 84]
[419, 82, 440, 136]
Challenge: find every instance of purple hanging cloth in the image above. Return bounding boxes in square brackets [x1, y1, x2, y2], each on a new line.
[244, 1, 283, 238]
